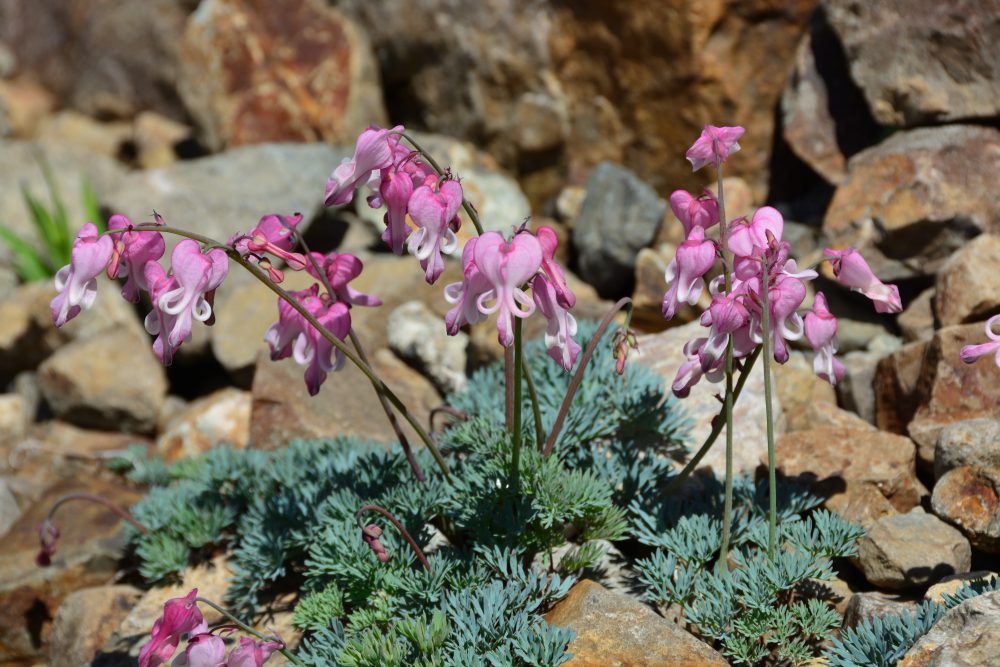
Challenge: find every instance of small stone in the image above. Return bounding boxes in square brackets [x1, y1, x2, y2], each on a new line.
[855, 510, 972, 590]
[774, 351, 838, 432]
[0, 478, 20, 538]
[899, 288, 936, 342]
[155, 388, 251, 463]
[801, 400, 877, 432]
[925, 572, 999, 605]
[133, 111, 193, 169]
[573, 161, 665, 297]
[842, 591, 920, 630]
[0, 78, 55, 137]
[38, 328, 168, 434]
[935, 418, 1000, 480]
[898, 590, 1000, 667]
[934, 234, 1000, 327]
[544, 579, 729, 666]
[388, 301, 468, 395]
[511, 92, 568, 153]
[931, 466, 1000, 554]
[825, 482, 898, 530]
[873, 338, 928, 432]
[835, 350, 882, 425]
[555, 185, 586, 226]
[48, 585, 142, 667]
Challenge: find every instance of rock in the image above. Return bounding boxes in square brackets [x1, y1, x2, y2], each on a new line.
[0, 478, 20, 538]
[801, 400, 877, 433]
[0, 478, 141, 662]
[925, 572, 999, 605]
[544, 579, 728, 666]
[823, 125, 1000, 281]
[0, 394, 28, 445]
[823, 0, 1000, 127]
[38, 328, 168, 434]
[105, 143, 350, 254]
[774, 427, 925, 513]
[178, 0, 386, 151]
[555, 186, 586, 227]
[825, 481, 898, 530]
[573, 161, 665, 297]
[931, 466, 1000, 554]
[0, 0, 187, 119]
[774, 351, 838, 432]
[842, 591, 920, 630]
[634, 320, 784, 478]
[36, 111, 131, 160]
[48, 585, 142, 667]
[250, 347, 440, 450]
[855, 510, 972, 590]
[935, 418, 1000, 480]
[873, 340, 928, 437]
[835, 350, 882, 424]
[934, 234, 1000, 327]
[388, 301, 468, 395]
[0, 77, 55, 137]
[899, 288, 936, 342]
[898, 590, 1000, 667]
[133, 111, 194, 170]
[155, 388, 251, 463]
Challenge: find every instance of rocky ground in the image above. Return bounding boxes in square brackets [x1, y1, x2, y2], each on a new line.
[2, 0, 1000, 664]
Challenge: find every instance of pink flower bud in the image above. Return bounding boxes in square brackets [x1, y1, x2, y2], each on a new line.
[685, 125, 745, 172]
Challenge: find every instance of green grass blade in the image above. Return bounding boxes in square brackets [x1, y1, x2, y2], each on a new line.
[0, 224, 53, 282]
[81, 177, 103, 232]
[21, 186, 62, 258]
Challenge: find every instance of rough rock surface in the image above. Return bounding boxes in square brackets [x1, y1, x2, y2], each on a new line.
[544, 579, 728, 666]
[823, 125, 1000, 281]
[935, 418, 1000, 479]
[572, 161, 665, 297]
[934, 234, 1000, 327]
[388, 301, 468, 395]
[898, 590, 1000, 667]
[925, 572, 1000, 604]
[178, 0, 386, 150]
[634, 320, 784, 478]
[855, 510, 972, 590]
[931, 466, 1000, 554]
[773, 351, 839, 432]
[842, 591, 920, 630]
[824, 0, 1000, 127]
[899, 288, 936, 342]
[156, 388, 251, 463]
[48, 585, 142, 667]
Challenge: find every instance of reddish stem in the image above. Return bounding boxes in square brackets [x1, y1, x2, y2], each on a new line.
[356, 504, 432, 573]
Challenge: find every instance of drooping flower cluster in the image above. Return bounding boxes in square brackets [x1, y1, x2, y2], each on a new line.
[444, 225, 580, 370]
[325, 124, 463, 284]
[663, 125, 902, 397]
[138, 589, 281, 667]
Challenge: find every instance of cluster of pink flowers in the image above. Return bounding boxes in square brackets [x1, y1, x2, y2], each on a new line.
[663, 125, 902, 397]
[138, 589, 281, 667]
[325, 124, 582, 370]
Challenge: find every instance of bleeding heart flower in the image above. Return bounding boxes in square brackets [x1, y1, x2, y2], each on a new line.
[107, 214, 165, 302]
[443, 237, 492, 335]
[407, 176, 463, 284]
[50, 223, 114, 327]
[172, 633, 226, 667]
[685, 125, 745, 172]
[157, 240, 228, 351]
[728, 206, 784, 259]
[960, 314, 1000, 368]
[225, 636, 283, 667]
[536, 226, 576, 309]
[304, 252, 382, 307]
[662, 226, 717, 321]
[824, 247, 902, 314]
[804, 291, 844, 385]
[325, 125, 401, 206]
[137, 589, 208, 667]
[473, 231, 543, 347]
[378, 168, 414, 255]
[532, 273, 581, 371]
[669, 189, 720, 236]
[229, 214, 307, 276]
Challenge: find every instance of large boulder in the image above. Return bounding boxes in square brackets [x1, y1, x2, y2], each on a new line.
[899, 590, 1000, 667]
[933, 234, 1000, 328]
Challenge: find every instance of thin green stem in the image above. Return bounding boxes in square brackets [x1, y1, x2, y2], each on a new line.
[521, 356, 545, 450]
[504, 344, 515, 431]
[194, 597, 304, 666]
[761, 255, 777, 560]
[511, 317, 524, 493]
[399, 132, 485, 236]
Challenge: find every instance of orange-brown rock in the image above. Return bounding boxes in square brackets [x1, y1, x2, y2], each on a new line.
[544, 580, 728, 666]
[873, 340, 928, 435]
[825, 482, 898, 530]
[898, 590, 1000, 667]
[48, 585, 142, 667]
[931, 466, 1000, 554]
[933, 234, 1000, 327]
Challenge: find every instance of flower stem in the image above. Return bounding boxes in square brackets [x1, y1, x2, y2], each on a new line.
[400, 132, 485, 236]
[356, 504, 432, 573]
[760, 255, 777, 560]
[45, 492, 148, 534]
[542, 297, 633, 458]
[130, 223, 452, 482]
[194, 597, 304, 666]
[521, 355, 545, 450]
[504, 344, 515, 431]
[510, 317, 524, 493]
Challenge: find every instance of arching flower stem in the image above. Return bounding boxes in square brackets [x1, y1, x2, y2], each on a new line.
[399, 131, 485, 236]
[355, 504, 432, 574]
[44, 492, 148, 534]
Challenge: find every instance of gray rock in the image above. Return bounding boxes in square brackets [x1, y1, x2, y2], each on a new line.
[573, 161, 665, 297]
[388, 301, 468, 395]
[899, 590, 1000, 667]
[836, 350, 881, 425]
[824, 0, 1000, 127]
[935, 418, 1000, 480]
[0, 477, 20, 538]
[855, 510, 972, 590]
[842, 591, 919, 630]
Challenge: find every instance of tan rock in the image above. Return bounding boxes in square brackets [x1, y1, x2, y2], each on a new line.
[898, 590, 1000, 667]
[37, 110, 131, 159]
[0, 77, 55, 137]
[934, 234, 1000, 327]
[873, 340, 928, 436]
[931, 466, 1000, 554]
[842, 591, 920, 630]
[156, 388, 251, 463]
[544, 579, 728, 666]
[825, 482, 898, 530]
[49, 585, 142, 667]
[925, 571, 999, 605]
[910, 410, 1000, 476]
[934, 417, 1000, 480]
[387, 301, 468, 395]
[133, 111, 193, 169]
[774, 351, 838, 432]
[0, 394, 28, 445]
[898, 288, 936, 343]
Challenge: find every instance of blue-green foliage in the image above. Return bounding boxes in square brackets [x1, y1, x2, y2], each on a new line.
[826, 575, 1000, 667]
[632, 476, 864, 665]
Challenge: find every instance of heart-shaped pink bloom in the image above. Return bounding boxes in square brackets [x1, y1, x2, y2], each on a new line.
[407, 176, 464, 284]
[662, 226, 717, 321]
[474, 231, 543, 347]
[325, 125, 401, 206]
[685, 125, 745, 172]
[158, 240, 228, 349]
[960, 314, 1000, 368]
[536, 226, 576, 309]
[263, 285, 319, 361]
[293, 298, 351, 396]
[173, 633, 226, 667]
[698, 289, 750, 372]
[138, 589, 207, 667]
[379, 168, 414, 255]
[824, 247, 902, 314]
[669, 189, 720, 236]
[728, 206, 784, 259]
[229, 214, 307, 274]
[304, 252, 382, 307]
[226, 636, 283, 667]
[50, 223, 115, 327]
[143, 261, 181, 365]
[804, 291, 844, 384]
[443, 237, 492, 335]
[107, 214, 165, 302]
[749, 272, 806, 364]
[532, 273, 581, 371]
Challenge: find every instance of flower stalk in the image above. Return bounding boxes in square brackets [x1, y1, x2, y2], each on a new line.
[760, 253, 778, 559]
[510, 317, 524, 493]
[356, 504, 432, 573]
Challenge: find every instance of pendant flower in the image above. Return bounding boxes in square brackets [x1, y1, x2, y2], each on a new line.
[824, 247, 902, 314]
[473, 230, 543, 347]
[804, 292, 845, 384]
[138, 589, 208, 667]
[685, 125, 745, 172]
[661, 226, 717, 321]
[157, 240, 229, 351]
[229, 214, 307, 281]
[325, 125, 401, 206]
[304, 252, 382, 307]
[669, 189, 720, 236]
[407, 175, 463, 284]
[50, 223, 114, 327]
[107, 214, 165, 302]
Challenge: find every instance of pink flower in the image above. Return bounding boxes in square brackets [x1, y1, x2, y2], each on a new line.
[107, 214, 165, 302]
[362, 524, 390, 563]
[473, 231, 543, 347]
[669, 189, 720, 236]
[325, 125, 401, 206]
[443, 237, 492, 335]
[229, 214, 307, 277]
[378, 168, 414, 255]
[138, 589, 208, 667]
[960, 314, 1000, 368]
[143, 261, 182, 365]
[172, 633, 226, 667]
[156, 240, 228, 352]
[263, 285, 318, 361]
[407, 176, 463, 284]
[824, 247, 902, 314]
[698, 290, 750, 371]
[532, 273, 581, 371]
[685, 125, 745, 172]
[662, 226, 717, 320]
[804, 292, 844, 385]
[748, 272, 806, 364]
[304, 252, 382, 307]
[226, 636, 283, 667]
[50, 223, 114, 327]
[536, 226, 576, 309]
[672, 338, 719, 398]
[728, 206, 784, 259]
